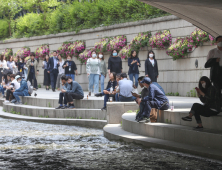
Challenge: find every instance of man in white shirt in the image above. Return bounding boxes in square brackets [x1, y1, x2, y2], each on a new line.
[5, 74, 20, 103]
[207, 36, 222, 62]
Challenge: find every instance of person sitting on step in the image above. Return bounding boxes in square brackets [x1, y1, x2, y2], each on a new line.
[182, 76, 221, 130]
[5, 74, 20, 103]
[117, 73, 136, 102]
[56, 75, 69, 109]
[137, 77, 169, 123]
[62, 76, 84, 109]
[12, 75, 29, 105]
[95, 72, 117, 111]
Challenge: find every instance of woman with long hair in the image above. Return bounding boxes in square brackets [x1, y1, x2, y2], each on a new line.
[128, 50, 140, 88]
[108, 49, 122, 75]
[182, 76, 221, 129]
[98, 52, 107, 92]
[0, 55, 8, 83]
[86, 50, 101, 96]
[145, 50, 159, 82]
[7, 56, 15, 73]
[42, 55, 50, 90]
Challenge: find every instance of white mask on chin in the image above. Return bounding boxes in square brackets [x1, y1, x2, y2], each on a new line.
[217, 42, 222, 47]
[202, 83, 206, 88]
[99, 54, 103, 58]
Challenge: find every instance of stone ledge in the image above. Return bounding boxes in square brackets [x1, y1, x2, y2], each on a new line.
[103, 124, 222, 161]
[0, 108, 107, 129]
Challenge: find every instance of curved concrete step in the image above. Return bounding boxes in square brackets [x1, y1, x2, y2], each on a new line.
[103, 124, 222, 161]
[21, 96, 104, 109]
[0, 108, 106, 129]
[3, 102, 106, 120]
[122, 113, 222, 150]
[161, 109, 222, 131]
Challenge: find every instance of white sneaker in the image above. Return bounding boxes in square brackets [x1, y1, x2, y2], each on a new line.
[4, 100, 9, 103]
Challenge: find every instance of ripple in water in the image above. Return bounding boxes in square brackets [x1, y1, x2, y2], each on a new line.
[0, 118, 221, 170]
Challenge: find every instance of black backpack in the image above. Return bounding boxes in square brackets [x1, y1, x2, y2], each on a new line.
[3, 69, 13, 76]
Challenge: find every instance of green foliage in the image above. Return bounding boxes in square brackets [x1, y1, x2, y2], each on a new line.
[0, 20, 9, 39]
[0, 0, 168, 40]
[48, 102, 51, 107]
[186, 88, 197, 97]
[38, 84, 41, 88]
[166, 92, 179, 96]
[127, 110, 133, 113]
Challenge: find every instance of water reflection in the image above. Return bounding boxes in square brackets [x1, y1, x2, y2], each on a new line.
[0, 118, 221, 169]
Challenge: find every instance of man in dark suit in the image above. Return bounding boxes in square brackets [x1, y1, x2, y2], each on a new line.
[47, 51, 59, 92]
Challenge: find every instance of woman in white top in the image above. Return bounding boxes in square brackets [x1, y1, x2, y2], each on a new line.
[86, 50, 101, 95]
[0, 55, 8, 83]
[56, 54, 65, 91]
[7, 56, 16, 73]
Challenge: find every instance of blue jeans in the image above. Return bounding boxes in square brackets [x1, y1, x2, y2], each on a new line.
[0, 86, 5, 95]
[129, 73, 139, 87]
[66, 74, 75, 81]
[100, 74, 105, 92]
[119, 95, 136, 102]
[89, 74, 99, 93]
[13, 92, 24, 102]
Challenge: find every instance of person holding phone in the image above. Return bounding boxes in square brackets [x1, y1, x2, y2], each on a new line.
[182, 76, 221, 129]
[128, 50, 140, 88]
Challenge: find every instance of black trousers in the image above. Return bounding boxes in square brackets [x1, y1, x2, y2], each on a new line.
[6, 90, 15, 101]
[190, 103, 219, 124]
[64, 92, 84, 105]
[58, 92, 67, 105]
[28, 72, 37, 89]
[50, 69, 58, 90]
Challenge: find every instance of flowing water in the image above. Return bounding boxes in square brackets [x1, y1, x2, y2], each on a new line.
[0, 118, 221, 170]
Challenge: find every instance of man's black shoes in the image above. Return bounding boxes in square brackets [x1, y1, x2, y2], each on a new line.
[56, 105, 63, 109]
[101, 107, 107, 111]
[95, 93, 103, 97]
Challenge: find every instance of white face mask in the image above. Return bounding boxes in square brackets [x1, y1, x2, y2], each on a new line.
[149, 54, 154, 58]
[67, 58, 71, 61]
[17, 80, 21, 83]
[99, 54, 103, 58]
[92, 54, 97, 58]
[202, 82, 206, 88]
[217, 42, 222, 47]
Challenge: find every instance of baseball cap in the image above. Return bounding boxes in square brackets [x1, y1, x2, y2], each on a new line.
[15, 75, 21, 80]
[140, 77, 151, 84]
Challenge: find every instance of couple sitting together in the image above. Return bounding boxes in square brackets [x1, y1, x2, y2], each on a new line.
[56, 75, 84, 109]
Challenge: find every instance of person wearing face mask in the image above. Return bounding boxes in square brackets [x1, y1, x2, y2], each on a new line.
[108, 49, 122, 75]
[12, 75, 29, 105]
[63, 54, 77, 81]
[86, 51, 101, 96]
[145, 50, 159, 83]
[205, 36, 222, 95]
[98, 52, 107, 92]
[182, 76, 221, 130]
[47, 51, 59, 92]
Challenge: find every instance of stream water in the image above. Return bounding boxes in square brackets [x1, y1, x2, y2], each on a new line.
[0, 117, 221, 170]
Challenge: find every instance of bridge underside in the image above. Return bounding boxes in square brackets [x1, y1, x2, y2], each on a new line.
[140, 0, 222, 37]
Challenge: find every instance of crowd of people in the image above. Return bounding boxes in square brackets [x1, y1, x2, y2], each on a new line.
[1, 35, 222, 127]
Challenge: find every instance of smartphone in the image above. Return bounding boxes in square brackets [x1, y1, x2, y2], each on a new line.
[195, 87, 199, 91]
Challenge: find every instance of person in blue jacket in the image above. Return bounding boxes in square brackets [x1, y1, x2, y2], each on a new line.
[128, 50, 140, 88]
[13, 75, 29, 105]
[62, 76, 84, 109]
[136, 77, 169, 122]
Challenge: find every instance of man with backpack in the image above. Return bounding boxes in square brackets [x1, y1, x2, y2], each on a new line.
[12, 75, 29, 105]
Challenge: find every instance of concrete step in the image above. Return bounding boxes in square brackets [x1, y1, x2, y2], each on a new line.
[161, 109, 222, 131]
[103, 124, 222, 161]
[0, 107, 106, 129]
[122, 113, 222, 150]
[21, 96, 104, 109]
[3, 102, 106, 120]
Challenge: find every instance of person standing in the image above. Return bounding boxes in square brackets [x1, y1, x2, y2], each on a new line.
[26, 52, 39, 90]
[18, 57, 25, 77]
[108, 49, 122, 75]
[98, 52, 107, 92]
[7, 56, 15, 73]
[0, 55, 8, 83]
[13, 57, 18, 74]
[63, 54, 77, 81]
[128, 50, 140, 88]
[56, 54, 65, 91]
[86, 51, 101, 95]
[47, 51, 59, 92]
[42, 55, 50, 90]
[145, 50, 159, 82]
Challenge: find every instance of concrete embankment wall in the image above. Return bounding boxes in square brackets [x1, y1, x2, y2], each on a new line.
[0, 15, 213, 96]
